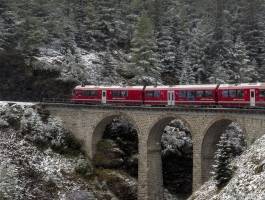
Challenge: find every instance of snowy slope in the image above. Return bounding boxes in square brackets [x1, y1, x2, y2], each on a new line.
[0, 103, 117, 200]
[190, 134, 265, 200]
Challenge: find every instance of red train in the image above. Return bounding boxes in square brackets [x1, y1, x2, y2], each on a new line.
[71, 83, 265, 108]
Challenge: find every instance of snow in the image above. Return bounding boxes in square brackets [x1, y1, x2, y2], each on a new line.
[0, 101, 35, 106]
[190, 133, 265, 200]
[0, 103, 115, 199]
[35, 47, 105, 84]
[161, 119, 192, 157]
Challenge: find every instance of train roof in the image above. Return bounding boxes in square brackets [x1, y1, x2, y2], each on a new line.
[74, 85, 144, 90]
[74, 83, 265, 91]
[219, 83, 265, 89]
[145, 84, 218, 90]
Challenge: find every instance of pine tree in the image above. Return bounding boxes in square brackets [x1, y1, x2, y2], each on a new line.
[129, 12, 161, 85]
[157, 0, 179, 85]
[208, 58, 229, 84]
[187, 26, 208, 83]
[212, 134, 233, 188]
[179, 55, 196, 85]
[87, 0, 131, 51]
[212, 123, 246, 188]
[0, 0, 17, 50]
[241, 0, 265, 77]
[73, 0, 95, 50]
[232, 37, 259, 83]
[11, 0, 50, 56]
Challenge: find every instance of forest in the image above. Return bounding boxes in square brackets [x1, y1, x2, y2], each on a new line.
[0, 0, 264, 87]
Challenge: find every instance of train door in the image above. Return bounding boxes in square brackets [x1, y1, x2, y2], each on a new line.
[102, 90, 107, 104]
[167, 91, 175, 106]
[250, 89, 255, 107]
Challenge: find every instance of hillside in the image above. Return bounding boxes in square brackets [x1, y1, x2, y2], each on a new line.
[0, 102, 138, 200]
[190, 133, 265, 200]
[0, 0, 265, 101]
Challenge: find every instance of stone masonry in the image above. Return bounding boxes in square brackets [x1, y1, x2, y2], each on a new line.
[40, 104, 265, 200]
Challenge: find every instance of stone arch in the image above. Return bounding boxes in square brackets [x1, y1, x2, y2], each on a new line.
[91, 112, 140, 158]
[147, 114, 192, 200]
[201, 117, 246, 183]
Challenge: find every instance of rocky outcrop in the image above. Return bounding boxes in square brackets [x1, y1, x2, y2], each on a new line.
[93, 140, 125, 169]
[0, 51, 76, 102]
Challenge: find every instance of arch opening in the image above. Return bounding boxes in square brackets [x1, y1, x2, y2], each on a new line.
[92, 114, 139, 200]
[201, 119, 246, 183]
[147, 116, 193, 200]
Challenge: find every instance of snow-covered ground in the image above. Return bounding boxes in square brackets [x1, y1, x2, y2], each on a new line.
[0, 101, 35, 106]
[190, 133, 265, 200]
[0, 103, 116, 199]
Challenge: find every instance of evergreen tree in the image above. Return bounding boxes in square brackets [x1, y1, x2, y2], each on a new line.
[232, 37, 259, 83]
[187, 26, 208, 83]
[60, 48, 86, 83]
[212, 134, 233, 188]
[73, 0, 95, 50]
[12, 0, 50, 55]
[0, 0, 17, 50]
[241, 0, 265, 77]
[212, 123, 246, 188]
[209, 60, 229, 84]
[179, 55, 195, 85]
[129, 13, 161, 85]
[157, 1, 179, 84]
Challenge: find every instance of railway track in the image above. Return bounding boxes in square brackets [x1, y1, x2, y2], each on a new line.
[38, 99, 265, 115]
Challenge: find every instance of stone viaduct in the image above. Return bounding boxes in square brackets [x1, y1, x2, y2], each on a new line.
[40, 103, 265, 200]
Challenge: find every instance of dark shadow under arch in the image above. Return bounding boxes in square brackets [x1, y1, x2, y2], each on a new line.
[92, 113, 139, 158]
[147, 116, 192, 200]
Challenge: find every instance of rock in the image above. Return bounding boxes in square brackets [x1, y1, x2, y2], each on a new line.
[0, 118, 9, 128]
[94, 152, 124, 168]
[75, 158, 94, 177]
[93, 140, 125, 168]
[65, 190, 96, 200]
[96, 170, 137, 200]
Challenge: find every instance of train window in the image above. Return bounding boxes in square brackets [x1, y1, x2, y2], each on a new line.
[196, 91, 204, 97]
[146, 91, 160, 98]
[260, 90, 265, 97]
[179, 91, 187, 98]
[83, 90, 98, 96]
[236, 90, 243, 98]
[222, 90, 229, 98]
[229, 90, 237, 98]
[112, 90, 128, 97]
[204, 90, 213, 97]
[187, 91, 196, 100]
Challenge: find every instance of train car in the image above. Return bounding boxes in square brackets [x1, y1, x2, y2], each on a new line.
[217, 83, 265, 107]
[144, 85, 218, 106]
[71, 83, 265, 108]
[105, 86, 144, 105]
[173, 84, 219, 106]
[71, 85, 102, 104]
[144, 86, 169, 106]
[71, 85, 144, 105]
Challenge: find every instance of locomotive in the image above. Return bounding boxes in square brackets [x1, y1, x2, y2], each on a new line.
[71, 83, 265, 108]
